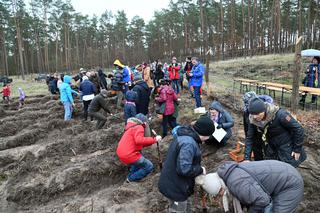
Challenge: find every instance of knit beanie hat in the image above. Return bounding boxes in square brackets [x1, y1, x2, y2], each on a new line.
[248, 97, 266, 114]
[193, 115, 215, 136]
[135, 113, 147, 123]
[82, 76, 89, 81]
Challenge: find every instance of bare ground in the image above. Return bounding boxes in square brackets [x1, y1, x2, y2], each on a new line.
[0, 91, 319, 213]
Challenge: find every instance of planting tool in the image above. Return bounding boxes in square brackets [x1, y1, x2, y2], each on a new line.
[151, 129, 163, 170]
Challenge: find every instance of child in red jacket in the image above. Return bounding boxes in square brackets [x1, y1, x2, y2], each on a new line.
[1, 83, 11, 103]
[116, 113, 162, 182]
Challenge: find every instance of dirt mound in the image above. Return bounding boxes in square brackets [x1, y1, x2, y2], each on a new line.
[0, 92, 319, 212]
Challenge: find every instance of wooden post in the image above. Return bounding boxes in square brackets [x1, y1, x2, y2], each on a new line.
[291, 36, 303, 114]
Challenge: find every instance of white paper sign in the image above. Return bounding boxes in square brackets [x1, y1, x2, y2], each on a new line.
[194, 107, 206, 114]
[212, 122, 227, 142]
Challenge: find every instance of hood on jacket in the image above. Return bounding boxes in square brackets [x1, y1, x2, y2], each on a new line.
[209, 101, 224, 113]
[126, 90, 137, 102]
[217, 161, 238, 181]
[63, 75, 72, 84]
[135, 80, 149, 91]
[114, 59, 124, 68]
[125, 117, 144, 130]
[175, 126, 201, 144]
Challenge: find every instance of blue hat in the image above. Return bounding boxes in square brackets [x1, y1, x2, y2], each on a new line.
[135, 113, 147, 123]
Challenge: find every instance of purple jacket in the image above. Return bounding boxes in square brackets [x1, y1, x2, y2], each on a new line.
[18, 88, 25, 100]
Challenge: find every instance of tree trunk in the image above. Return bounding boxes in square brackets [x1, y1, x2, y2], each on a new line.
[12, 0, 25, 79]
[220, 0, 224, 59]
[298, 0, 302, 37]
[241, 0, 246, 57]
[55, 33, 59, 72]
[0, 28, 9, 76]
[44, 3, 49, 73]
[252, 0, 257, 55]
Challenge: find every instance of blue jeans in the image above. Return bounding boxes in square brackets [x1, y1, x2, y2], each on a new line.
[172, 80, 180, 94]
[162, 114, 177, 137]
[128, 156, 154, 182]
[193, 86, 202, 108]
[63, 102, 73, 121]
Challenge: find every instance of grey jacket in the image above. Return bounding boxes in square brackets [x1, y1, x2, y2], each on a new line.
[217, 160, 304, 213]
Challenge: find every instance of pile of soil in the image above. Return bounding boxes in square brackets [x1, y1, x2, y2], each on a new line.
[0, 91, 319, 213]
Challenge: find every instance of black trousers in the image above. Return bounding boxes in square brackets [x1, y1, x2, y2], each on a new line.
[83, 100, 92, 120]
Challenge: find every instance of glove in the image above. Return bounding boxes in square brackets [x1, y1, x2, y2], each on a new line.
[156, 135, 162, 142]
[201, 166, 206, 175]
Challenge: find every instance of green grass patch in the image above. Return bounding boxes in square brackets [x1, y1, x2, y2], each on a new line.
[6, 76, 49, 98]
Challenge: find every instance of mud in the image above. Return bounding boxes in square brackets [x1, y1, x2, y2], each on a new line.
[0, 91, 319, 213]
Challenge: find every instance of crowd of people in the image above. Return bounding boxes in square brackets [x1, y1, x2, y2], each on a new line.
[2, 55, 310, 212]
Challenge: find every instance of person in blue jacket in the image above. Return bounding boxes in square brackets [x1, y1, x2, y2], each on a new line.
[205, 101, 234, 146]
[59, 75, 76, 121]
[79, 76, 97, 121]
[189, 57, 204, 108]
[301, 56, 320, 104]
[158, 115, 215, 213]
[124, 90, 137, 124]
[114, 59, 130, 94]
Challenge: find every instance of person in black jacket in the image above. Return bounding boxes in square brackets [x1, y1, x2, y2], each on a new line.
[154, 62, 165, 86]
[98, 68, 108, 89]
[158, 116, 215, 213]
[132, 74, 150, 115]
[244, 98, 307, 167]
[88, 89, 111, 129]
[242, 92, 273, 160]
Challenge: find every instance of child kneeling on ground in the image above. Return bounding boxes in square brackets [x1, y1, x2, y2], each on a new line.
[116, 113, 162, 182]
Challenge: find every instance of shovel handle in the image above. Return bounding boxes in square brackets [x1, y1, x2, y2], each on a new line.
[151, 129, 162, 170]
[151, 129, 157, 136]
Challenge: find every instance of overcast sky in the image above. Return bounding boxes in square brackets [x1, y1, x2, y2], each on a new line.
[70, 0, 171, 22]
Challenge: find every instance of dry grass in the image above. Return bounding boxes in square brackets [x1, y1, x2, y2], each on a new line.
[210, 53, 296, 71]
[5, 75, 49, 98]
